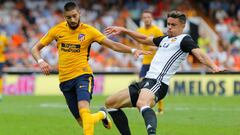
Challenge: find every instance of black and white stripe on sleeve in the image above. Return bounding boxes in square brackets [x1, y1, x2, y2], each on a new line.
[153, 36, 167, 47]
[180, 35, 199, 53]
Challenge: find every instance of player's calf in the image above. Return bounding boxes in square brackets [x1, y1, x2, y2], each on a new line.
[79, 108, 95, 135]
[108, 108, 131, 135]
[140, 106, 157, 135]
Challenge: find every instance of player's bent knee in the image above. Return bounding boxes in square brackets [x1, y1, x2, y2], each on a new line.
[136, 100, 146, 109]
[136, 97, 154, 109]
[150, 101, 155, 108]
[105, 96, 117, 108]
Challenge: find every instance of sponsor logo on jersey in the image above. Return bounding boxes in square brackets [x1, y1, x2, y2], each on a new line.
[61, 43, 81, 53]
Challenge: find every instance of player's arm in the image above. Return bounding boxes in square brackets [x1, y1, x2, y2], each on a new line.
[100, 38, 152, 58]
[31, 28, 55, 75]
[31, 42, 45, 63]
[146, 46, 158, 51]
[105, 26, 155, 46]
[31, 42, 51, 75]
[180, 35, 222, 73]
[137, 27, 164, 51]
[191, 48, 222, 73]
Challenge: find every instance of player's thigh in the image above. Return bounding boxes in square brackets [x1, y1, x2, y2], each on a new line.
[0, 63, 4, 77]
[105, 88, 132, 108]
[61, 90, 80, 119]
[75, 74, 94, 108]
[137, 88, 155, 108]
[60, 77, 81, 119]
[136, 78, 161, 108]
[138, 81, 168, 108]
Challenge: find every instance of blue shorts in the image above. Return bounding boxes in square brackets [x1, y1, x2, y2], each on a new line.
[0, 63, 4, 77]
[59, 74, 94, 119]
[139, 64, 150, 78]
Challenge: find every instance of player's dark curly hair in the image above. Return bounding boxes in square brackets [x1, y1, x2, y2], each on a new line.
[167, 10, 186, 24]
[64, 2, 79, 11]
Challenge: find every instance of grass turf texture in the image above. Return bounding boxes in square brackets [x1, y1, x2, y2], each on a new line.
[0, 95, 240, 135]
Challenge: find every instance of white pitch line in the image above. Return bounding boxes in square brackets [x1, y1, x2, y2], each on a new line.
[167, 107, 240, 111]
[39, 103, 240, 112]
[40, 103, 67, 108]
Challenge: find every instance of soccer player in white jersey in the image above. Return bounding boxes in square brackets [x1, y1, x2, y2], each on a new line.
[104, 10, 224, 135]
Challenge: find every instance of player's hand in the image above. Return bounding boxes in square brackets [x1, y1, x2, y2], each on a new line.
[104, 26, 125, 36]
[211, 66, 226, 73]
[38, 60, 51, 75]
[133, 49, 152, 59]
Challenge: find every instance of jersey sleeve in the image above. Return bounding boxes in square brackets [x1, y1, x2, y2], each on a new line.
[39, 27, 56, 46]
[153, 36, 166, 47]
[89, 26, 106, 43]
[180, 35, 199, 53]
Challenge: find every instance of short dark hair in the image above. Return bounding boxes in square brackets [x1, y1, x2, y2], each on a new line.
[167, 10, 186, 24]
[142, 10, 153, 15]
[64, 2, 78, 11]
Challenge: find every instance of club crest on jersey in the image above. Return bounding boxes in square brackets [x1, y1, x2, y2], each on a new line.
[78, 34, 85, 41]
[171, 38, 177, 42]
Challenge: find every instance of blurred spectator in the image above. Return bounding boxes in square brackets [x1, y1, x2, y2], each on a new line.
[197, 0, 240, 71]
[197, 31, 211, 53]
[0, 29, 8, 100]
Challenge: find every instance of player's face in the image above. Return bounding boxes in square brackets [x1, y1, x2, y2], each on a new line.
[142, 13, 153, 27]
[64, 9, 80, 30]
[167, 17, 185, 37]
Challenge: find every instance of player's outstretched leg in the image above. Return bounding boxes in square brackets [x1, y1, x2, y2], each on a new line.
[141, 106, 157, 135]
[91, 111, 105, 124]
[99, 107, 112, 129]
[80, 108, 95, 135]
[80, 107, 111, 135]
[108, 108, 131, 135]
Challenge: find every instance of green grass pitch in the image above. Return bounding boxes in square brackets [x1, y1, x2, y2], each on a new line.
[0, 95, 240, 135]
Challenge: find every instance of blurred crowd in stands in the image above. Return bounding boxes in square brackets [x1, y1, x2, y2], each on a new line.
[197, 0, 240, 71]
[0, 0, 239, 72]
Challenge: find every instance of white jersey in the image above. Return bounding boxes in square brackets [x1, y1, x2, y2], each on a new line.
[145, 34, 199, 85]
